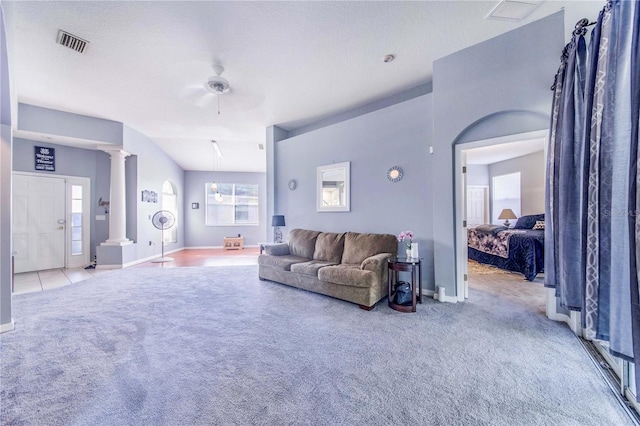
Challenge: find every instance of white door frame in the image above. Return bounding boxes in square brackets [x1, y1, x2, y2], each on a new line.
[13, 172, 91, 270]
[454, 130, 548, 301]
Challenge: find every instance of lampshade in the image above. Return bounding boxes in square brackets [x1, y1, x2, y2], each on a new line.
[498, 209, 517, 220]
[271, 215, 285, 227]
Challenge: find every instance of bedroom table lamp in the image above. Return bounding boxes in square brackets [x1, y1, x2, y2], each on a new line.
[498, 209, 517, 227]
[272, 215, 286, 243]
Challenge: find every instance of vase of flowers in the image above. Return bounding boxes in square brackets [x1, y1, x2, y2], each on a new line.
[398, 230, 414, 259]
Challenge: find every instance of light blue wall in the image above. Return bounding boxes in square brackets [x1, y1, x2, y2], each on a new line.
[431, 11, 564, 296]
[18, 104, 123, 145]
[466, 165, 489, 186]
[488, 151, 545, 219]
[274, 93, 434, 288]
[183, 171, 267, 247]
[122, 125, 185, 262]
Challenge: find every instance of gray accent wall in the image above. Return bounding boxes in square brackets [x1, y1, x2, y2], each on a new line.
[431, 11, 564, 296]
[1, 5, 13, 330]
[488, 150, 545, 218]
[184, 171, 267, 247]
[274, 93, 434, 288]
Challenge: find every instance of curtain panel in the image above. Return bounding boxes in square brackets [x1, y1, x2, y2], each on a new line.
[545, 0, 640, 400]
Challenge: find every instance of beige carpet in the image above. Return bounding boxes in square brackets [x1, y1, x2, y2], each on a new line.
[467, 259, 515, 275]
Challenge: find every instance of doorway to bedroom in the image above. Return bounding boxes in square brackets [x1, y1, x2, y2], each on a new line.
[454, 130, 547, 313]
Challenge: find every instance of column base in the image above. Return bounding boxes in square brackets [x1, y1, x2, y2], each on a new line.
[96, 243, 138, 269]
[101, 239, 133, 246]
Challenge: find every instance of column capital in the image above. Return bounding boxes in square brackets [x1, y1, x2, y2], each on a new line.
[100, 148, 131, 158]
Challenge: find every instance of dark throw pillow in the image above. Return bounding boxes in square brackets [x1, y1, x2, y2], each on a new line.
[514, 214, 545, 229]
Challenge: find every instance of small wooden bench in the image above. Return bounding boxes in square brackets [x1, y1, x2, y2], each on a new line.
[223, 237, 244, 250]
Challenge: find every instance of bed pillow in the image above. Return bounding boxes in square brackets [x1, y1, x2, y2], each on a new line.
[532, 220, 545, 230]
[513, 214, 545, 229]
[475, 224, 507, 235]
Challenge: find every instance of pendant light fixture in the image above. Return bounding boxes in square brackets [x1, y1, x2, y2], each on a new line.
[211, 140, 224, 202]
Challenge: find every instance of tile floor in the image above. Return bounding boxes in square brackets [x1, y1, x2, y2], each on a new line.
[12, 267, 112, 295]
[12, 247, 261, 295]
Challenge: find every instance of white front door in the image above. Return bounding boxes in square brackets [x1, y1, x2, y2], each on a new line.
[13, 174, 66, 273]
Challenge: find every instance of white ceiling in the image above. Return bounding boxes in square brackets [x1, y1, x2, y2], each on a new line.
[2, 1, 603, 172]
[465, 137, 545, 165]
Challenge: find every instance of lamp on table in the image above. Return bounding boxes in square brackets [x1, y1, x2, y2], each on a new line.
[498, 208, 517, 227]
[272, 215, 286, 243]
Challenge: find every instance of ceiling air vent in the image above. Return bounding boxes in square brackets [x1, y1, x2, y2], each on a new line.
[486, 0, 542, 22]
[56, 30, 89, 53]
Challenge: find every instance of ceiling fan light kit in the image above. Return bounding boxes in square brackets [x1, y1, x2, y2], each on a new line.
[206, 65, 230, 95]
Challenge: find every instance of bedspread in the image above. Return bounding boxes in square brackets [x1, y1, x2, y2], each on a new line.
[467, 227, 544, 281]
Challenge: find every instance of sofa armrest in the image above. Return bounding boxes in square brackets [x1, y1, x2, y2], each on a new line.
[360, 252, 393, 273]
[264, 243, 290, 256]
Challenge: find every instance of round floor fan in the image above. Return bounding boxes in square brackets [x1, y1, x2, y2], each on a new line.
[151, 210, 176, 263]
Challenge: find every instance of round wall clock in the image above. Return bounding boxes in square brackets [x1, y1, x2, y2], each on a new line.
[288, 179, 297, 190]
[387, 166, 403, 182]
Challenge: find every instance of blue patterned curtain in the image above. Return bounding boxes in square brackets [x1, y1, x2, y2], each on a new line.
[545, 0, 640, 400]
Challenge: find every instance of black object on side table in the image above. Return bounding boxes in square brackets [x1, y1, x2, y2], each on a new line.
[387, 257, 423, 313]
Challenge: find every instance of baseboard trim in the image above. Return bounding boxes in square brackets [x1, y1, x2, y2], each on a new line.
[1, 319, 15, 333]
[184, 245, 260, 250]
[423, 289, 457, 303]
[545, 288, 581, 335]
[96, 247, 186, 269]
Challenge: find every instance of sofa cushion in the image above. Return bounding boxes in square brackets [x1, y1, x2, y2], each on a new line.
[313, 232, 345, 263]
[318, 264, 377, 288]
[288, 229, 321, 259]
[290, 260, 337, 277]
[341, 232, 398, 265]
[258, 254, 309, 271]
[264, 243, 290, 256]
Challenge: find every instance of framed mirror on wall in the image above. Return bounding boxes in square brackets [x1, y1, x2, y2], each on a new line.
[317, 161, 350, 212]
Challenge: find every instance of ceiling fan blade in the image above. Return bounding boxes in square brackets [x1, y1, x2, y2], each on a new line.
[178, 84, 216, 109]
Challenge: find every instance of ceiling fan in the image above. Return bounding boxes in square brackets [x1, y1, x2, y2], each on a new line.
[206, 65, 230, 96]
[178, 62, 264, 114]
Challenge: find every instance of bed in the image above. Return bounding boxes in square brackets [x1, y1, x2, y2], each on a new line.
[467, 214, 545, 281]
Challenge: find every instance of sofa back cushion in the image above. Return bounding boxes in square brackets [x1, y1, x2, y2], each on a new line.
[288, 229, 321, 259]
[313, 232, 345, 263]
[341, 232, 398, 265]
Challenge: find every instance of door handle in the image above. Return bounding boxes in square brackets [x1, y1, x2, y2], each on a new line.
[58, 226, 64, 230]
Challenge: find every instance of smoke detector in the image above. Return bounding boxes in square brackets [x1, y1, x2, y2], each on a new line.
[206, 65, 230, 95]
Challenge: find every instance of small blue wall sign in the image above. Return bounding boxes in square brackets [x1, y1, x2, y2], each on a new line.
[35, 146, 55, 171]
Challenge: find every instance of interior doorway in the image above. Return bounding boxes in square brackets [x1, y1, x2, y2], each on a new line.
[12, 173, 90, 273]
[454, 130, 548, 301]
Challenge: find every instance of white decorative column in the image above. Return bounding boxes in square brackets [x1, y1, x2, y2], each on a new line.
[102, 149, 132, 246]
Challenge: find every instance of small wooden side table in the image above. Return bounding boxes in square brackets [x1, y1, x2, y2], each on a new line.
[223, 237, 244, 250]
[387, 257, 422, 313]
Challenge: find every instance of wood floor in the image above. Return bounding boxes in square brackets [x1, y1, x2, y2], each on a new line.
[133, 247, 260, 268]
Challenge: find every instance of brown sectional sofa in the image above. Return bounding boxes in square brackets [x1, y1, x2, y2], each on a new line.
[258, 229, 398, 309]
